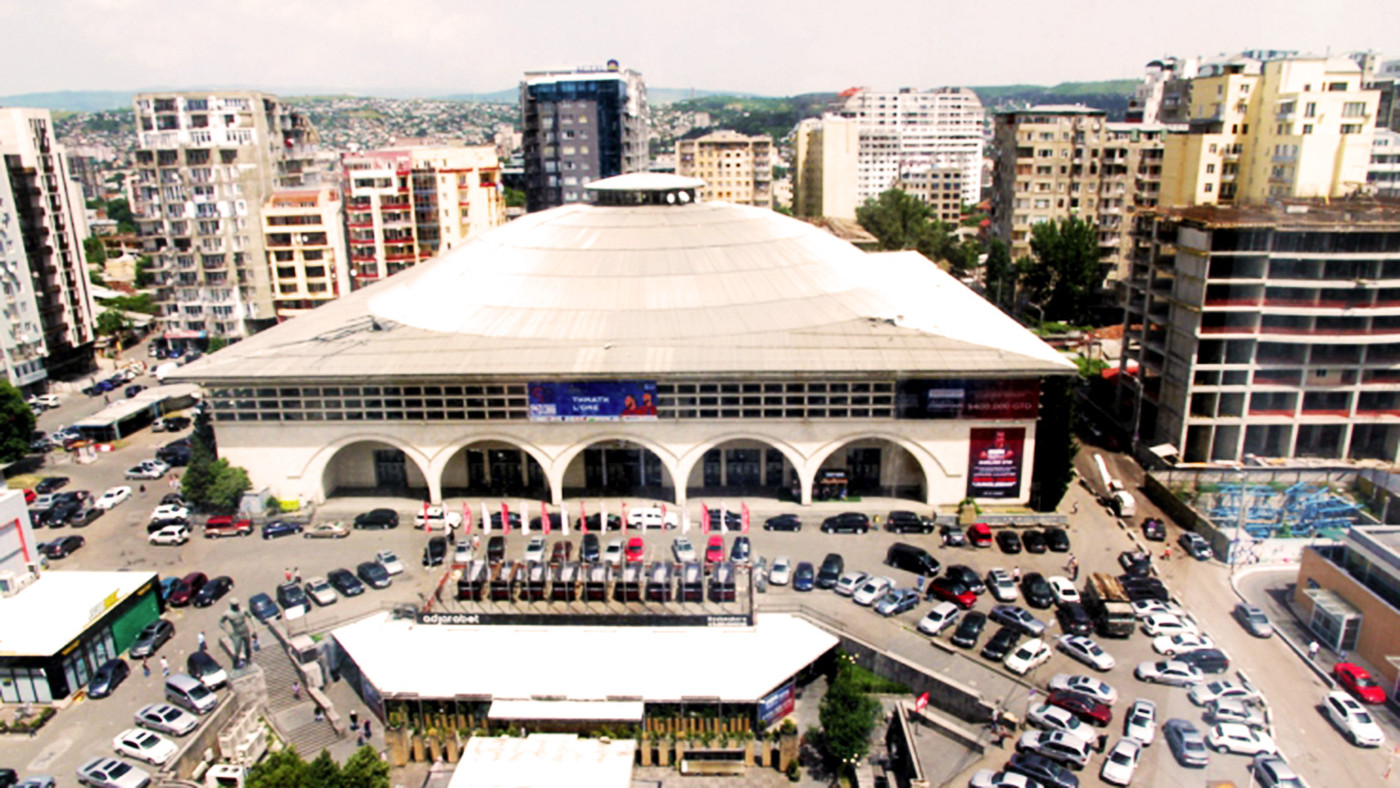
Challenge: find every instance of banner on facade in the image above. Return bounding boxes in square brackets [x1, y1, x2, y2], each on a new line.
[758, 681, 797, 726]
[967, 427, 1025, 499]
[527, 381, 659, 422]
[897, 379, 1040, 420]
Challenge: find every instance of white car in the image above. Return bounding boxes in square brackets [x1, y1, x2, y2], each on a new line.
[1123, 698, 1157, 746]
[34, 393, 60, 409]
[1058, 634, 1116, 671]
[1141, 612, 1198, 638]
[126, 459, 171, 479]
[1251, 755, 1307, 788]
[1048, 576, 1080, 606]
[1206, 698, 1267, 730]
[412, 506, 463, 530]
[1027, 703, 1098, 744]
[769, 556, 792, 585]
[1049, 673, 1119, 704]
[1189, 680, 1259, 707]
[304, 577, 337, 606]
[453, 540, 471, 564]
[834, 571, 869, 597]
[987, 568, 1019, 602]
[1100, 737, 1142, 785]
[76, 757, 152, 788]
[523, 536, 547, 563]
[148, 525, 190, 546]
[917, 601, 961, 635]
[1323, 691, 1385, 747]
[672, 538, 698, 563]
[134, 703, 200, 736]
[853, 576, 894, 606]
[1130, 598, 1182, 619]
[969, 771, 1040, 788]
[1003, 638, 1052, 675]
[150, 503, 190, 522]
[113, 727, 179, 765]
[1135, 660, 1204, 687]
[1017, 729, 1092, 769]
[627, 507, 679, 530]
[1207, 722, 1278, 756]
[1153, 632, 1215, 656]
[375, 549, 405, 575]
[603, 539, 624, 566]
[94, 486, 133, 510]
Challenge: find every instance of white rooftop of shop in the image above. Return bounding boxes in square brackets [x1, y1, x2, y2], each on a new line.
[331, 612, 836, 703]
[0, 570, 156, 656]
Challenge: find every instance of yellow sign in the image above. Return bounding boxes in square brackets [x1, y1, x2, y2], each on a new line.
[104, 590, 118, 610]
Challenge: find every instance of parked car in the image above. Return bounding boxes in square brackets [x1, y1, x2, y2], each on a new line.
[1175, 648, 1232, 675]
[729, 535, 751, 564]
[1044, 527, 1071, 552]
[1005, 753, 1079, 788]
[1055, 603, 1094, 636]
[950, 611, 988, 648]
[1142, 518, 1167, 541]
[926, 575, 977, 609]
[1004, 638, 1053, 675]
[487, 536, 506, 563]
[627, 506, 678, 530]
[303, 522, 349, 539]
[130, 620, 175, 658]
[1141, 612, 1197, 638]
[603, 538, 624, 566]
[112, 727, 178, 766]
[918, 601, 962, 636]
[1118, 550, 1152, 576]
[276, 582, 312, 618]
[1250, 755, 1304, 788]
[996, 530, 1023, 554]
[76, 757, 151, 788]
[968, 522, 994, 548]
[34, 476, 69, 494]
[125, 460, 170, 480]
[625, 537, 645, 563]
[1048, 576, 1080, 606]
[793, 561, 815, 591]
[203, 516, 253, 538]
[1123, 698, 1157, 746]
[981, 625, 1020, 662]
[1016, 729, 1092, 770]
[1233, 603, 1274, 638]
[1047, 690, 1113, 727]
[1099, 737, 1142, 786]
[413, 506, 463, 530]
[580, 534, 600, 562]
[523, 536, 548, 563]
[1021, 529, 1048, 554]
[423, 537, 447, 567]
[1163, 718, 1210, 767]
[1134, 660, 1203, 687]
[327, 569, 365, 597]
[305, 577, 338, 606]
[943, 564, 985, 594]
[1205, 698, 1267, 730]
[1049, 674, 1118, 704]
[1335, 662, 1387, 704]
[1188, 680, 1259, 707]
[763, 514, 802, 531]
[989, 605, 1047, 637]
[704, 536, 725, 564]
[986, 569, 1019, 602]
[1207, 722, 1277, 756]
[853, 576, 894, 606]
[768, 556, 792, 586]
[672, 538, 697, 563]
[87, 658, 130, 699]
[40, 535, 84, 559]
[191, 576, 234, 608]
[1152, 632, 1215, 656]
[820, 512, 870, 534]
[884, 510, 933, 534]
[148, 525, 190, 545]
[353, 508, 399, 530]
[69, 507, 104, 528]
[1058, 634, 1115, 671]
[1322, 691, 1385, 746]
[186, 651, 228, 690]
[816, 553, 845, 589]
[133, 703, 199, 737]
[940, 524, 968, 546]
[357, 562, 391, 589]
[94, 486, 132, 510]
[260, 520, 303, 539]
[1021, 573, 1054, 609]
[167, 573, 208, 607]
[248, 593, 280, 622]
[875, 588, 921, 617]
[1179, 531, 1213, 560]
[1026, 704, 1098, 745]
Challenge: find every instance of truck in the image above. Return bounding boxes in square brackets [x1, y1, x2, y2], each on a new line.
[1093, 454, 1137, 518]
[1082, 572, 1136, 638]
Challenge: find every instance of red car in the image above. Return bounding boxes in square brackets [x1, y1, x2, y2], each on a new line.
[1046, 690, 1113, 727]
[203, 515, 254, 538]
[1335, 662, 1387, 704]
[167, 572, 209, 607]
[706, 536, 725, 563]
[926, 576, 978, 609]
[624, 537, 645, 563]
[968, 522, 993, 548]
[23, 488, 36, 504]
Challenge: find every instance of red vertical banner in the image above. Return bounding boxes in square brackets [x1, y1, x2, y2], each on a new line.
[741, 501, 750, 534]
[463, 501, 472, 535]
[501, 502, 511, 535]
[540, 501, 551, 534]
[579, 500, 588, 534]
[422, 500, 429, 528]
[701, 503, 711, 535]
[661, 502, 667, 526]
[914, 692, 929, 712]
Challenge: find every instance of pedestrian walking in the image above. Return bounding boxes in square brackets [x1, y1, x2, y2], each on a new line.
[293, 567, 302, 584]
[159, 656, 169, 677]
[349, 709, 359, 729]
[363, 719, 372, 739]
[284, 567, 292, 582]
[1012, 566, 1021, 582]
[291, 681, 301, 701]
[314, 706, 324, 723]
[356, 730, 365, 746]
[1065, 554, 1077, 572]
[1070, 501, 1080, 515]
[197, 631, 207, 651]
[1308, 640, 1320, 660]
[142, 657, 150, 677]
[916, 574, 926, 593]
[1163, 546, 1172, 561]
[251, 632, 260, 652]
[139, 484, 146, 495]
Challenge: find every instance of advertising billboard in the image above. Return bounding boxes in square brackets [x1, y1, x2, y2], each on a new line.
[528, 381, 658, 422]
[967, 427, 1025, 499]
[758, 680, 797, 726]
[896, 379, 1040, 420]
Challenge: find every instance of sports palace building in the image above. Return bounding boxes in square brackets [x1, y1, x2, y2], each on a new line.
[172, 174, 1072, 511]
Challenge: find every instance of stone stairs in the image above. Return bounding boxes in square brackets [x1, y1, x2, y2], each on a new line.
[252, 644, 341, 756]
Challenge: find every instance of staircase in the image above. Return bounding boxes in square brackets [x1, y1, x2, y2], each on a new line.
[251, 645, 340, 756]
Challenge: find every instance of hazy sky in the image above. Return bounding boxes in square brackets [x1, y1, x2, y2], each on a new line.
[3, 0, 1396, 96]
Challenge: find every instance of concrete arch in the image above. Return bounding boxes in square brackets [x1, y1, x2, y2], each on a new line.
[806, 432, 945, 506]
[303, 433, 434, 504]
[429, 433, 555, 504]
[553, 433, 683, 506]
[676, 431, 808, 505]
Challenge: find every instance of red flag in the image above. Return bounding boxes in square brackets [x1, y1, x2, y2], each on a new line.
[463, 500, 472, 535]
[422, 499, 429, 529]
[501, 502, 511, 535]
[541, 501, 551, 534]
[621, 501, 629, 534]
[701, 503, 711, 535]
[914, 692, 929, 712]
[580, 500, 588, 534]
[741, 501, 750, 534]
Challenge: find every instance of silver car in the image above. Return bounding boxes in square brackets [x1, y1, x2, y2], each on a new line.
[1233, 603, 1274, 638]
[134, 703, 199, 737]
[76, 757, 152, 788]
[1164, 718, 1210, 767]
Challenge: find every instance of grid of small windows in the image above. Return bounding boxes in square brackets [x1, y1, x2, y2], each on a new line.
[656, 381, 894, 420]
[207, 380, 896, 422]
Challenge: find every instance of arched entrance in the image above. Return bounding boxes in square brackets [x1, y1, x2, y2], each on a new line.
[321, 440, 430, 499]
[810, 438, 928, 503]
[440, 440, 550, 500]
[560, 440, 677, 503]
[683, 438, 802, 501]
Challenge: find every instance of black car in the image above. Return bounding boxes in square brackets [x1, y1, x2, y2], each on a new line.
[981, 624, 1020, 661]
[357, 561, 391, 589]
[763, 513, 802, 532]
[1174, 648, 1230, 674]
[69, 506, 104, 527]
[423, 536, 447, 567]
[995, 530, 1023, 554]
[276, 582, 310, 617]
[192, 575, 234, 608]
[327, 568, 365, 596]
[1007, 753, 1080, 788]
[130, 619, 175, 658]
[40, 534, 84, 559]
[577, 513, 621, 531]
[729, 536, 751, 563]
[157, 445, 192, 467]
[1056, 602, 1094, 635]
[793, 562, 815, 591]
[487, 535, 506, 563]
[188, 650, 226, 688]
[950, 611, 987, 648]
[87, 658, 129, 699]
[47, 499, 83, 525]
[1142, 518, 1167, 541]
[162, 416, 192, 432]
[1021, 529, 1048, 554]
[1021, 572, 1054, 609]
[490, 511, 523, 529]
[161, 492, 187, 507]
[249, 592, 280, 621]
[943, 564, 986, 595]
[820, 512, 870, 534]
[35, 476, 69, 494]
[580, 533, 601, 562]
[125, 384, 145, 398]
[885, 510, 932, 534]
[815, 553, 845, 588]
[1118, 550, 1152, 576]
[706, 509, 743, 529]
[353, 508, 399, 530]
[1120, 578, 1169, 602]
[1044, 526, 1071, 552]
[941, 524, 967, 547]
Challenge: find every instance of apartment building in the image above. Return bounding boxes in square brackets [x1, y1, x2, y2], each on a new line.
[0, 108, 95, 386]
[894, 167, 965, 223]
[260, 188, 349, 319]
[793, 115, 860, 220]
[1366, 58, 1399, 131]
[131, 91, 318, 343]
[676, 130, 773, 208]
[1372, 129, 1400, 197]
[834, 87, 985, 207]
[342, 145, 504, 288]
[1127, 57, 1199, 124]
[1121, 200, 1400, 464]
[520, 61, 649, 212]
[1159, 56, 1378, 207]
[991, 105, 1172, 285]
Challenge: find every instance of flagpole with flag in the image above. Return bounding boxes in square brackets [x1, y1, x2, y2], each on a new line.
[501, 502, 511, 535]
[600, 501, 608, 534]
[681, 508, 690, 534]
[701, 503, 711, 535]
[463, 500, 472, 535]
[541, 501, 551, 535]
[422, 499, 429, 530]
[579, 500, 588, 534]
[481, 501, 490, 534]
[621, 501, 629, 535]
[741, 501, 750, 535]
[720, 501, 728, 536]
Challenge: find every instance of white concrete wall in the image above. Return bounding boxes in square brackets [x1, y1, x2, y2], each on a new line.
[213, 417, 1039, 508]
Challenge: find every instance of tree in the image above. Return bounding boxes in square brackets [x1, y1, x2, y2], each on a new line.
[96, 309, 130, 340]
[245, 747, 308, 788]
[208, 336, 229, 353]
[1029, 375, 1078, 511]
[856, 188, 957, 264]
[948, 237, 982, 278]
[0, 381, 36, 462]
[134, 255, 155, 288]
[304, 750, 343, 788]
[1027, 217, 1102, 323]
[205, 459, 252, 511]
[339, 746, 390, 788]
[983, 239, 1016, 310]
[503, 187, 526, 208]
[817, 654, 881, 771]
[105, 197, 136, 234]
[84, 236, 107, 267]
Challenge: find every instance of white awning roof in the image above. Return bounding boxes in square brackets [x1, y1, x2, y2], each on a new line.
[488, 700, 643, 721]
[450, 734, 635, 788]
[1149, 443, 1180, 459]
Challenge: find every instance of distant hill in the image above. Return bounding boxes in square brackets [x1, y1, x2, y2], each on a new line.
[0, 90, 136, 112]
[971, 79, 1139, 119]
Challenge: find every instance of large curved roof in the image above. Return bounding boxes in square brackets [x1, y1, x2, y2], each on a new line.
[175, 194, 1071, 383]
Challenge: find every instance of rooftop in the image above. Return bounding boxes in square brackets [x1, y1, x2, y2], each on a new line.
[0, 571, 158, 656]
[1150, 198, 1400, 229]
[997, 104, 1106, 116]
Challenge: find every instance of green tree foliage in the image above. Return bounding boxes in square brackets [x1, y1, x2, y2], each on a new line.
[340, 746, 391, 788]
[948, 237, 982, 278]
[1026, 217, 1102, 323]
[1029, 376, 1078, 511]
[134, 255, 155, 288]
[0, 380, 36, 462]
[856, 189, 957, 264]
[817, 654, 882, 769]
[95, 310, 130, 340]
[208, 336, 229, 353]
[98, 294, 158, 315]
[205, 460, 252, 511]
[503, 187, 526, 208]
[182, 412, 247, 511]
[304, 751, 343, 788]
[244, 746, 386, 788]
[983, 239, 1016, 310]
[105, 197, 136, 234]
[84, 236, 107, 267]
[245, 748, 308, 788]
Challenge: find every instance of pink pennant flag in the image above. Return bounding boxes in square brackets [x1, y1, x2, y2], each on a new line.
[502, 502, 511, 535]
[463, 500, 472, 535]
[741, 501, 751, 535]
[701, 503, 711, 535]
[541, 501, 551, 534]
[579, 500, 588, 534]
[481, 501, 491, 534]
